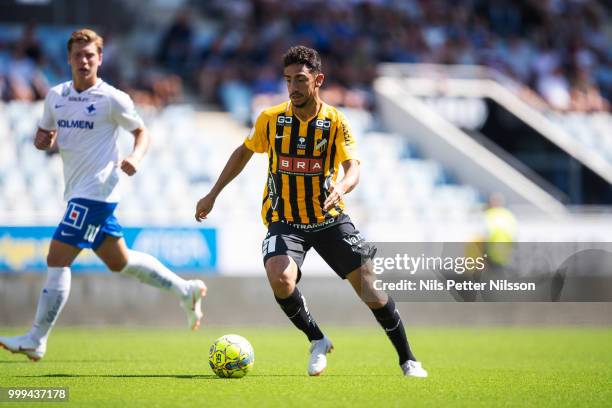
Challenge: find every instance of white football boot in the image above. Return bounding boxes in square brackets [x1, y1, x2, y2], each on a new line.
[180, 280, 207, 331]
[401, 360, 428, 378]
[0, 334, 46, 362]
[308, 335, 334, 376]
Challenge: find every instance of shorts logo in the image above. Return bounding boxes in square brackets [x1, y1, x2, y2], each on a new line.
[342, 233, 363, 246]
[61, 202, 88, 230]
[278, 155, 323, 175]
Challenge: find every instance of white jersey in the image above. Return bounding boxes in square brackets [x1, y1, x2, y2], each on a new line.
[39, 79, 144, 203]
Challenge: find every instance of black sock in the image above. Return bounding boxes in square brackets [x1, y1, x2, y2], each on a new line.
[371, 297, 416, 365]
[275, 287, 324, 341]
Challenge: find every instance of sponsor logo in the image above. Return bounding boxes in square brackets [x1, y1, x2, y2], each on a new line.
[297, 137, 307, 150]
[54, 104, 65, 109]
[267, 174, 280, 210]
[69, 96, 89, 102]
[314, 119, 331, 129]
[342, 233, 364, 246]
[278, 155, 323, 175]
[60, 202, 88, 229]
[277, 116, 293, 125]
[275, 134, 286, 139]
[60, 231, 75, 237]
[341, 120, 353, 146]
[57, 119, 94, 129]
[282, 217, 337, 231]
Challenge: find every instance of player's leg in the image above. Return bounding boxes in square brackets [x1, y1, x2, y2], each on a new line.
[262, 227, 331, 375]
[265, 254, 324, 341]
[0, 239, 80, 361]
[94, 235, 206, 330]
[314, 215, 427, 377]
[345, 263, 427, 377]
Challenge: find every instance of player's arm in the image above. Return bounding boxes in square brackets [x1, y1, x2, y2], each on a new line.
[110, 89, 147, 176]
[35, 90, 57, 150]
[34, 128, 57, 151]
[323, 159, 359, 212]
[195, 144, 254, 222]
[120, 127, 149, 176]
[324, 111, 360, 211]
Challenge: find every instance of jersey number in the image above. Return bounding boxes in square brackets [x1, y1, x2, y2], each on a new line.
[84, 224, 101, 243]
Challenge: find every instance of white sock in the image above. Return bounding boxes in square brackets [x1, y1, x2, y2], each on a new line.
[120, 250, 189, 297]
[29, 266, 71, 345]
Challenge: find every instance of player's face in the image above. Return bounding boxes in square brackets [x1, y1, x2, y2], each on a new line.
[283, 64, 324, 108]
[68, 42, 102, 83]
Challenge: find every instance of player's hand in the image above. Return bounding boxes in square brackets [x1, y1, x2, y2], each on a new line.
[120, 155, 140, 176]
[34, 129, 56, 150]
[323, 182, 345, 212]
[195, 193, 216, 222]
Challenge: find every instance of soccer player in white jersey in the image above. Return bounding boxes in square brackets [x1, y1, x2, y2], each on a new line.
[0, 29, 207, 361]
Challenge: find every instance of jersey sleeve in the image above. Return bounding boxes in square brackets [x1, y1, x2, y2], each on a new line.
[38, 91, 57, 131]
[110, 90, 144, 131]
[335, 111, 359, 163]
[244, 112, 269, 153]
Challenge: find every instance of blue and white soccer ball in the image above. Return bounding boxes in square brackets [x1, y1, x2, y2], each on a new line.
[209, 334, 254, 378]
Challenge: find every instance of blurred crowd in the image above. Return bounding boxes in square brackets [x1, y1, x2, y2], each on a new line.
[0, 0, 610, 115]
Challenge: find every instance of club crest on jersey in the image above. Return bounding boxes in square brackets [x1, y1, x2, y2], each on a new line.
[84, 103, 97, 116]
[315, 138, 328, 152]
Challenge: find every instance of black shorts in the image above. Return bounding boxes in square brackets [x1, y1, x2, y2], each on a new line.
[261, 214, 377, 281]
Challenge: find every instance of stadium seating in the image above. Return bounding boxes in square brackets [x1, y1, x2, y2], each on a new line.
[0, 101, 484, 228]
[547, 112, 612, 164]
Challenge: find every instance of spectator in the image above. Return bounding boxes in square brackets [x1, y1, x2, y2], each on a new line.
[156, 10, 194, 77]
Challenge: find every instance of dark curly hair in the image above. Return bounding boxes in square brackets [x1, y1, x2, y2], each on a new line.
[283, 45, 322, 73]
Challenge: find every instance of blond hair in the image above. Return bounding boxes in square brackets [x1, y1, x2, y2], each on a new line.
[67, 28, 103, 54]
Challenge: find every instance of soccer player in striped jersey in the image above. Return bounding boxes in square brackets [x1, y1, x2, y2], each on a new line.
[0, 29, 206, 362]
[195, 46, 427, 377]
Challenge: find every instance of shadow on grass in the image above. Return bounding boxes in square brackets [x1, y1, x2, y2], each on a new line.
[18, 374, 218, 379]
[1, 359, 147, 363]
[17, 373, 396, 379]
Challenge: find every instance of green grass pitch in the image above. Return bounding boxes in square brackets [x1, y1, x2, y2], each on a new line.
[1, 326, 611, 407]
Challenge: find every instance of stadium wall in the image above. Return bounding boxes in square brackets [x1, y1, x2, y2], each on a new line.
[1, 275, 611, 327]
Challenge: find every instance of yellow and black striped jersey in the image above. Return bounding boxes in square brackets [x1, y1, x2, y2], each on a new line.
[244, 101, 358, 227]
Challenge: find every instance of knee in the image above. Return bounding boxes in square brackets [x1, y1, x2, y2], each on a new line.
[105, 258, 128, 272]
[265, 257, 296, 295]
[351, 264, 388, 309]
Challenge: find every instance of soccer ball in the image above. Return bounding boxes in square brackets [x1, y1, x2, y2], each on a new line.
[209, 334, 254, 378]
